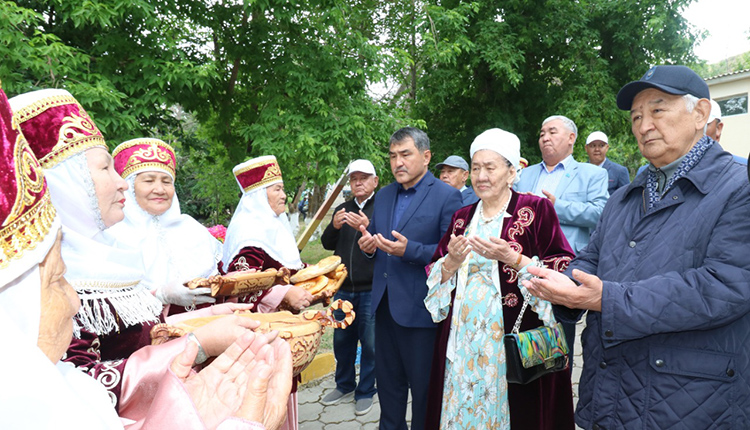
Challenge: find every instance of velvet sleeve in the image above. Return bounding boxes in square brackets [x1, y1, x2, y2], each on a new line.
[63, 329, 128, 411]
[226, 247, 278, 306]
[529, 197, 575, 270]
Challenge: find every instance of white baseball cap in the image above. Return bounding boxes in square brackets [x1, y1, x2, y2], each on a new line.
[709, 99, 722, 123]
[348, 159, 376, 176]
[586, 131, 608, 145]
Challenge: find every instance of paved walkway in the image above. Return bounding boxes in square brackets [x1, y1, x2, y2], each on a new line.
[298, 320, 585, 429]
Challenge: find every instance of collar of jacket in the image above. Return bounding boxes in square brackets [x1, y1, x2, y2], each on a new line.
[623, 138, 730, 198]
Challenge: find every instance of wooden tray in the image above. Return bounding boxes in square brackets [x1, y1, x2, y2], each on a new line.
[185, 268, 284, 297]
[150, 300, 356, 376]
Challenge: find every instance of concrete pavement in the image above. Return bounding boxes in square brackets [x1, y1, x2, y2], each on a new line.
[297, 319, 585, 429]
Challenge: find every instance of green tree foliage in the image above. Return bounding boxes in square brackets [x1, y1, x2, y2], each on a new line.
[1, 0, 414, 221]
[384, 0, 703, 174]
[694, 51, 750, 78]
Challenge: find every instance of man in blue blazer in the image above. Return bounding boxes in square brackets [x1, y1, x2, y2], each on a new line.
[515, 115, 608, 364]
[359, 127, 461, 430]
[585, 131, 630, 195]
[516, 116, 608, 255]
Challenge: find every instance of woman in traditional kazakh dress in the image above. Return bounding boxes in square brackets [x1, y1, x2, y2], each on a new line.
[424, 128, 576, 430]
[220, 155, 318, 430]
[0, 85, 291, 430]
[9, 89, 257, 414]
[220, 155, 313, 312]
[108, 138, 221, 314]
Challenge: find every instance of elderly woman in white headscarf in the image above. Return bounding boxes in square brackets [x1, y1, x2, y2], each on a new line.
[422, 128, 576, 430]
[0, 86, 291, 430]
[9, 89, 258, 413]
[108, 138, 221, 313]
[221, 155, 319, 430]
[221, 155, 313, 312]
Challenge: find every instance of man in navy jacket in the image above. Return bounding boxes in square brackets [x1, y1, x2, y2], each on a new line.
[359, 127, 461, 430]
[585, 131, 630, 195]
[524, 65, 750, 429]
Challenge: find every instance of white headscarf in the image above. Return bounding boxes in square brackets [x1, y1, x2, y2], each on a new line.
[108, 173, 221, 292]
[45, 151, 163, 336]
[470, 128, 522, 184]
[221, 184, 303, 271]
[0, 264, 123, 430]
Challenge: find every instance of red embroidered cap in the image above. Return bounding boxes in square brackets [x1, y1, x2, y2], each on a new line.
[0, 84, 59, 282]
[112, 138, 177, 180]
[8, 89, 107, 169]
[232, 155, 283, 193]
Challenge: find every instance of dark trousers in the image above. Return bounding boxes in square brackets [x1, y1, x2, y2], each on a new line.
[562, 319, 576, 374]
[332, 289, 377, 400]
[376, 291, 436, 430]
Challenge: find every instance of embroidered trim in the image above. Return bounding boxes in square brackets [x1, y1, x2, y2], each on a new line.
[119, 161, 175, 180]
[39, 137, 107, 168]
[542, 255, 572, 273]
[502, 241, 523, 283]
[12, 94, 79, 123]
[0, 193, 56, 269]
[118, 140, 176, 179]
[73, 280, 163, 336]
[507, 206, 534, 242]
[0, 137, 56, 269]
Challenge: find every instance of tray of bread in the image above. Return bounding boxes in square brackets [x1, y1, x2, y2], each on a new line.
[150, 299, 356, 376]
[185, 268, 288, 297]
[290, 256, 347, 305]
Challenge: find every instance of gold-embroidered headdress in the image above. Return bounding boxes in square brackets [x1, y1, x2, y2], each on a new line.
[232, 155, 283, 193]
[8, 89, 107, 168]
[0, 84, 60, 283]
[112, 138, 176, 179]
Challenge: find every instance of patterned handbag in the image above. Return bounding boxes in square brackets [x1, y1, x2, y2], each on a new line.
[504, 292, 569, 384]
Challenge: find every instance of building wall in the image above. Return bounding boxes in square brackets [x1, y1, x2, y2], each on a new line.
[707, 71, 750, 159]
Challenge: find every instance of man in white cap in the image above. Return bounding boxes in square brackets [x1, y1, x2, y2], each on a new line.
[706, 99, 724, 142]
[706, 99, 747, 165]
[585, 131, 630, 195]
[320, 159, 379, 415]
[435, 155, 479, 206]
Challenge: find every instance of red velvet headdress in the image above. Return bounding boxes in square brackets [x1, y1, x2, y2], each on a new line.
[0, 85, 59, 281]
[112, 138, 177, 179]
[232, 155, 283, 193]
[8, 89, 106, 169]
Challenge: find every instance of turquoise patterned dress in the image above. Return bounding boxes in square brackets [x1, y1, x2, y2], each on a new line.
[425, 200, 558, 430]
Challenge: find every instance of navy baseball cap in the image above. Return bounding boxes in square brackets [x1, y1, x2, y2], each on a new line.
[616, 65, 710, 110]
[436, 155, 469, 171]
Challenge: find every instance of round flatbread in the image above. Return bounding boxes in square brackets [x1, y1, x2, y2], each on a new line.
[290, 255, 342, 283]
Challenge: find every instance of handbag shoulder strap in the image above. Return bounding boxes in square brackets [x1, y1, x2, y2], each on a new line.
[511, 292, 532, 335]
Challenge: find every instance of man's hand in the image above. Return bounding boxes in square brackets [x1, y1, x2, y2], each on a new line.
[332, 208, 347, 230]
[372, 230, 408, 257]
[541, 190, 556, 205]
[522, 266, 602, 312]
[358, 225, 377, 254]
[344, 210, 370, 232]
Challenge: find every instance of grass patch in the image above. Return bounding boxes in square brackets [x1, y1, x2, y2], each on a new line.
[298, 216, 336, 353]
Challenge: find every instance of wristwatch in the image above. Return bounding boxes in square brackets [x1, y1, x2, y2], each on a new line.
[187, 333, 209, 365]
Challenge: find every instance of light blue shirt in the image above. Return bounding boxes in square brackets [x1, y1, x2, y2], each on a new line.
[533, 154, 574, 196]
